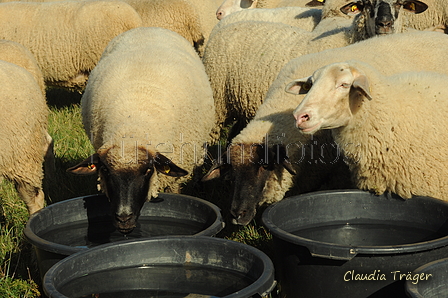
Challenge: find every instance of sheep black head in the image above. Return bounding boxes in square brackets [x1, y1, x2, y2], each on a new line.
[67, 146, 188, 234]
[360, 0, 428, 35]
[202, 144, 295, 226]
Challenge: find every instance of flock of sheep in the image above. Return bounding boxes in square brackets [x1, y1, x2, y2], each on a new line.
[2, 0, 448, 233]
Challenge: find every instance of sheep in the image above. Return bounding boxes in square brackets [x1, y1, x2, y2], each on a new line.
[202, 30, 448, 225]
[0, 0, 142, 91]
[215, 0, 321, 20]
[290, 59, 448, 200]
[67, 27, 215, 234]
[0, 60, 50, 215]
[203, 0, 407, 142]
[210, 6, 323, 35]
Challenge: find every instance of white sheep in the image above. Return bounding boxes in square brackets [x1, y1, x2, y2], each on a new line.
[203, 0, 382, 142]
[0, 60, 50, 215]
[215, 0, 320, 20]
[202, 30, 448, 225]
[68, 27, 215, 233]
[210, 6, 323, 35]
[0, 0, 142, 91]
[290, 59, 448, 200]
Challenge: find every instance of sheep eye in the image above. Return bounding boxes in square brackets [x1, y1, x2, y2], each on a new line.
[341, 83, 350, 88]
[301, 82, 312, 92]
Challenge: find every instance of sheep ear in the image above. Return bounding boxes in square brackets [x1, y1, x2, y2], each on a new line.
[201, 152, 230, 181]
[66, 154, 101, 175]
[340, 2, 364, 16]
[247, 0, 258, 9]
[154, 153, 188, 177]
[285, 77, 312, 95]
[351, 72, 372, 101]
[305, 0, 325, 7]
[402, 1, 428, 14]
[273, 145, 296, 175]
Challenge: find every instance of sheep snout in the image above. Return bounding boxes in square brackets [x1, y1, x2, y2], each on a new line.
[375, 2, 395, 34]
[294, 112, 310, 127]
[115, 213, 137, 234]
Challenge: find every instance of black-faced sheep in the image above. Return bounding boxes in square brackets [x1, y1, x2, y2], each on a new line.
[68, 27, 215, 234]
[290, 60, 448, 200]
[365, 0, 445, 34]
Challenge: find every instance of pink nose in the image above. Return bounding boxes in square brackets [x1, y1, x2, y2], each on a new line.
[294, 113, 310, 127]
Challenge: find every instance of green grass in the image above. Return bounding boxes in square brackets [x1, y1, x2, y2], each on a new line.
[0, 88, 275, 297]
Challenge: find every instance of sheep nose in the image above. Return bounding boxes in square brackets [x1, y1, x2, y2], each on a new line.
[231, 208, 246, 220]
[216, 10, 224, 20]
[377, 20, 393, 28]
[116, 213, 133, 224]
[294, 113, 310, 127]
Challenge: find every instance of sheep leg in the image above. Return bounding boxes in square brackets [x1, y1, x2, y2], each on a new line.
[43, 132, 56, 178]
[14, 180, 45, 215]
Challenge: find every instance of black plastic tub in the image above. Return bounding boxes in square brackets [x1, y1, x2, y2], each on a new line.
[43, 236, 276, 298]
[25, 193, 224, 280]
[406, 257, 448, 298]
[262, 189, 448, 298]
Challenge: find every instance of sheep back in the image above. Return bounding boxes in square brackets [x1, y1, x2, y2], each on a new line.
[211, 6, 323, 35]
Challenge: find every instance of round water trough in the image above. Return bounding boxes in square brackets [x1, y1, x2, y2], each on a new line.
[406, 257, 448, 298]
[43, 236, 276, 298]
[25, 193, 224, 280]
[262, 189, 448, 298]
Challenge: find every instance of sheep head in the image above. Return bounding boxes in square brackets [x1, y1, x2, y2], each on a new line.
[202, 143, 295, 225]
[67, 146, 188, 234]
[361, 0, 428, 35]
[288, 61, 372, 134]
